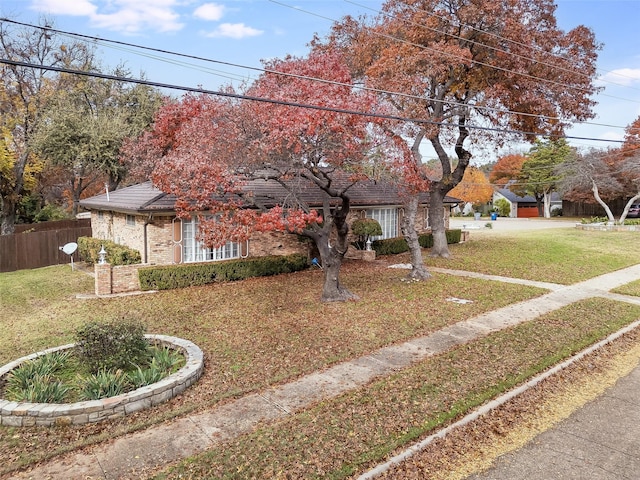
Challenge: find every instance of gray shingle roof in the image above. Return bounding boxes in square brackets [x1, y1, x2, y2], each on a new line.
[496, 188, 561, 203]
[80, 179, 459, 214]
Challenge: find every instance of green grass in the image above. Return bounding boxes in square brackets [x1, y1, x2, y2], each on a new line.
[426, 228, 640, 284]
[2, 227, 640, 477]
[612, 279, 640, 297]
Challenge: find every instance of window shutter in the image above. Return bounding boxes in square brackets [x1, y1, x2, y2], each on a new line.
[172, 217, 183, 264]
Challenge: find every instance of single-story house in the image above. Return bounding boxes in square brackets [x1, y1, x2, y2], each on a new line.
[79, 179, 459, 265]
[493, 188, 562, 218]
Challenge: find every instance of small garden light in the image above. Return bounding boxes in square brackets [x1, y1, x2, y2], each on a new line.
[98, 245, 107, 264]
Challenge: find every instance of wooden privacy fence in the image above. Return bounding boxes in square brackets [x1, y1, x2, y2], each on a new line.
[0, 219, 92, 273]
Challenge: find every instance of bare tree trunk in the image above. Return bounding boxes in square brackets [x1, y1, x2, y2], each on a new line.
[591, 180, 616, 223]
[0, 197, 17, 235]
[309, 199, 358, 302]
[429, 188, 450, 258]
[543, 191, 552, 218]
[402, 194, 431, 280]
[317, 241, 357, 302]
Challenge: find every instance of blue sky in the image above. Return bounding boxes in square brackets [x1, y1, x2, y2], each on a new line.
[1, 0, 639, 161]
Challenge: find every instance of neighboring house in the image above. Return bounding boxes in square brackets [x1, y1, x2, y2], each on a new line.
[80, 180, 459, 265]
[493, 188, 562, 218]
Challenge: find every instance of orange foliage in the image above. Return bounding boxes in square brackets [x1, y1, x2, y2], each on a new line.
[449, 167, 494, 205]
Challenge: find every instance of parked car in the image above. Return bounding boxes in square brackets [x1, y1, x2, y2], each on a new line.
[627, 204, 640, 218]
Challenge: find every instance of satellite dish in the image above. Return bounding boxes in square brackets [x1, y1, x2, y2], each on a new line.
[59, 242, 78, 270]
[62, 242, 78, 255]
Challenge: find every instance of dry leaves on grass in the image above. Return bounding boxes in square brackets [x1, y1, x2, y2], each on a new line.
[377, 329, 640, 480]
[0, 262, 544, 478]
[151, 299, 640, 479]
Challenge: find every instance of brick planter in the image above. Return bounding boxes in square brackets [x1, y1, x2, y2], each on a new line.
[0, 335, 203, 427]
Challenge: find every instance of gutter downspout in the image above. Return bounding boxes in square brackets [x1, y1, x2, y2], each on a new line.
[143, 214, 152, 264]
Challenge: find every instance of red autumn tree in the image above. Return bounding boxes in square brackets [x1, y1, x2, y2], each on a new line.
[316, 0, 600, 274]
[619, 116, 640, 160]
[140, 51, 396, 302]
[489, 154, 526, 187]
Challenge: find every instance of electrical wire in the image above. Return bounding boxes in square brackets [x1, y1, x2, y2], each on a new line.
[0, 57, 625, 144]
[0, 17, 628, 132]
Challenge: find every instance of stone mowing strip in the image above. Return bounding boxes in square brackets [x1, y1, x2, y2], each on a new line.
[0, 335, 203, 427]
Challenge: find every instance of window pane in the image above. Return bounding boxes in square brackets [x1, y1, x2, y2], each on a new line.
[182, 217, 240, 263]
[367, 208, 397, 240]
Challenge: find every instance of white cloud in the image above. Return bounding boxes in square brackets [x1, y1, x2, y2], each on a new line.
[30, 0, 97, 16]
[600, 130, 625, 142]
[204, 23, 263, 39]
[193, 3, 224, 21]
[28, 0, 184, 34]
[598, 68, 640, 86]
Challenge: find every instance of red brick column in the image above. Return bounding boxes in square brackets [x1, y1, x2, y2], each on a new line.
[95, 263, 112, 296]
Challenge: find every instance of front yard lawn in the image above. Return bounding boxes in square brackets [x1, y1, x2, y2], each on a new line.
[2, 227, 640, 477]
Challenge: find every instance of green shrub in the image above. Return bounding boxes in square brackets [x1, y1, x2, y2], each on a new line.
[150, 346, 184, 373]
[79, 369, 129, 400]
[138, 253, 309, 291]
[4, 351, 73, 402]
[127, 365, 165, 389]
[74, 320, 149, 374]
[494, 198, 511, 217]
[580, 216, 608, 224]
[372, 236, 409, 255]
[77, 236, 141, 265]
[373, 230, 462, 256]
[351, 218, 383, 250]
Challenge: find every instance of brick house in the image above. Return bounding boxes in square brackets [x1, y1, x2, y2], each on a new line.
[80, 180, 459, 265]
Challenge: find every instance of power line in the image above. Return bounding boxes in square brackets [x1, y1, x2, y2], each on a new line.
[0, 17, 628, 132]
[0, 57, 625, 145]
[270, 0, 640, 105]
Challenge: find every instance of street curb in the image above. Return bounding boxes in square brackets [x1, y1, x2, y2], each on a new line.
[357, 318, 640, 479]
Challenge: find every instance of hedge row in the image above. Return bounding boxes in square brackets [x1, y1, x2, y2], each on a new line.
[138, 254, 309, 291]
[78, 237, 142, 266]
[372, 229, 462, 256]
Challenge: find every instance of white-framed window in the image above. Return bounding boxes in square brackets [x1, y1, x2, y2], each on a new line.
[182, 217, 240, 263]
[98, 211, 104, 219]
[126, 214, 136, 226]
[366, 208, 398, 240]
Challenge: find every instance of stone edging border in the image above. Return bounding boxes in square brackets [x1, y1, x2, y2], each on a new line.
[576, 223, 640, 231]
[0, 335, 204, 427]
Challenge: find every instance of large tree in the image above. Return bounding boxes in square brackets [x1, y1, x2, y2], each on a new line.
[137, 52, 396, 302]
[0, 18, 94, 233]
[518, 138, 573, 217]
[449, 165, 494, 212]
[33, 66, 163, 214]
[558, 117, 640, 223]
[317, 0, 600, 272]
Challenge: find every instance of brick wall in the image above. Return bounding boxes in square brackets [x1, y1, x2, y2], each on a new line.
[89, 206, 450, 270]
[94, 263, 143, 295]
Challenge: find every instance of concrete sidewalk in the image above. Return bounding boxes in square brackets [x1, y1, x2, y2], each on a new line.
[9, 264, 640, 480]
